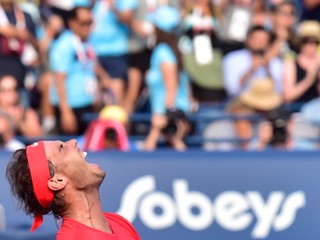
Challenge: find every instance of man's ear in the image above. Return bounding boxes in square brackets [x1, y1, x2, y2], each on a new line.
[48, 175, 68, 191]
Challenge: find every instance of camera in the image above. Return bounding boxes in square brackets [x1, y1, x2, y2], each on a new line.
[162, 108, 187, 136]
[267, 108, 290, 147]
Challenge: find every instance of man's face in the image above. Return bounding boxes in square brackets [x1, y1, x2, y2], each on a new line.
[274, 3, 296, 29]
[71, 8, 93, 41]
[0, 76, 19, 106]
[44, 139, 105, 190]
[246, 30, 270, 54]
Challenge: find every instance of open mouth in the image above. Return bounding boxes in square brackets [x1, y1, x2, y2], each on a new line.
[82, 151, 100, 169]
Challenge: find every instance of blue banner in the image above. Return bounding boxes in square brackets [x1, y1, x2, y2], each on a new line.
[1, 151, 320, 239]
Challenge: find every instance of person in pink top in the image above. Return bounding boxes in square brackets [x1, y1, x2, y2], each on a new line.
[6, 139, 140, 240]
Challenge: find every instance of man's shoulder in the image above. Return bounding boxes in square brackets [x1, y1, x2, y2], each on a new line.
[105, 212, 140, 239]
[224, 49, 249, 61]
[225, 48, 250, 58]
[104, 212, 133, 227]
[153, 43, 175, 61]
[52, 31, 73, 49]
[154, 43, 172, 53]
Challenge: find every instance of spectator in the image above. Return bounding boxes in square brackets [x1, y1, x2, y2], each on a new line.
[249, 108, 318, 150]
[0, 110, 25, 152]
[300, 0, 320, 22]
[49, 7, 108, 135]
[283, 21, 320, 108]
[45, 0, 92, 27]
[90, 0, 138, 106]
[250, 0, 272, 27]
[0, 0, 38, 106]
[0, 75, 42, 137]
[124, 0, 180, 114]
[144, 5, 191, 151]
[180, 0, 226, 103]
[227, 77, 282, 148]
[268, 0, 297, 59]
[222, 25, 283, 98]
[37, 13, 64, 134]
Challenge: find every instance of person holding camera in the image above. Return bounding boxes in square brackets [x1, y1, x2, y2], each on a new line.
[249, 108, 318, 150]
[223, 25, 283, 148]
[223, 25, 283, 98]
[144, 5, 191, 151]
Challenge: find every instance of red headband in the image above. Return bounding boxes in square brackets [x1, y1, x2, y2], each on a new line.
[26, 141, 54, 232]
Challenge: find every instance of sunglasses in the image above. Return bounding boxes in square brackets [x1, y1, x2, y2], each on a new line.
[0, 86, 18, 92]
[276, 10, 295, 17]
[301, 38, 320, 45]
[77, 19, 93, 27]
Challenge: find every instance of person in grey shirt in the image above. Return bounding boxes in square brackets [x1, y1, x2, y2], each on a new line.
[124, 0, 180, 114]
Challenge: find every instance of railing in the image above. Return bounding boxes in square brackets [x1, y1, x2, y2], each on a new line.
[15, 102, 317, 147]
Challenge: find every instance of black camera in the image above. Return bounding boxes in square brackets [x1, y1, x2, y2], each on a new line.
[267, 108, 290, 147]
[162, 108, 187, 136]
[251, 49, 265, 57]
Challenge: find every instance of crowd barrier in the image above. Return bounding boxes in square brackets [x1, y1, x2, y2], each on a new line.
[0, 150, 320, 240]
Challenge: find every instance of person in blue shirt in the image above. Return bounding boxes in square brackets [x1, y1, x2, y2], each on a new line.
[49, 6, 108, 135]
[90, 0, 138, 106]
[144, 5, 191, 151]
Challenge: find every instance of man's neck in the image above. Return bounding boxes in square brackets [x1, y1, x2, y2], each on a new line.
[71, 29, 86, 42]
[62, 189, 112, 233]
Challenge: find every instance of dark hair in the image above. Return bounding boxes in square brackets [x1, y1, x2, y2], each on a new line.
[155, 27, 183, 71]
[246, 25, 274, 44]
[67, 6, 91, 25]
[187, 0, 216, 17]
[271, 0, 296, 13]
[247, 25, 272, 38]
[6, 149, 66, 220]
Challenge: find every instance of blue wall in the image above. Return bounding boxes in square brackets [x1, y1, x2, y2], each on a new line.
[0, 150, 319, 240]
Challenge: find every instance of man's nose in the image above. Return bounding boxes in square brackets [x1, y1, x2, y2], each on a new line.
[66, 139, 77, 148]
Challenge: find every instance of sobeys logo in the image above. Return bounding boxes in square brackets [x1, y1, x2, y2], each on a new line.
[117, 175, 306, 239]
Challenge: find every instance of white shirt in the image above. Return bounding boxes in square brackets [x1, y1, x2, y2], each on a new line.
[222, 49, 283, 97]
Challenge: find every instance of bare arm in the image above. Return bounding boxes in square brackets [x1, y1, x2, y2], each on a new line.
[239, 56, 265, 87]
[283, 58, 318, 103]
[161, 62, 178, 109]
[20, 108, 43, 137]
[0, 25, 17, 38]
[94, 63, 111, 89]
[53, 72, 77, 133]
[54, 72, 69, 111]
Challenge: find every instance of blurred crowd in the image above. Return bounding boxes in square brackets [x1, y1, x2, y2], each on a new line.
[0, 0, 319, 151]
